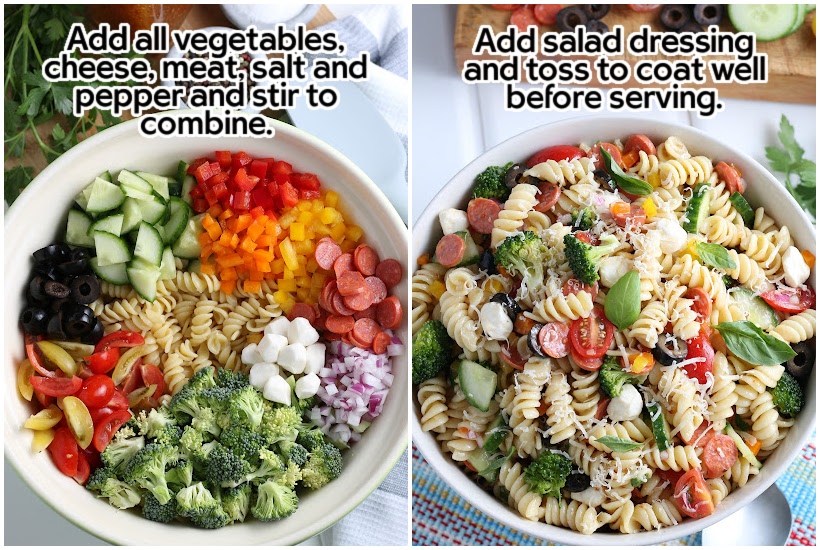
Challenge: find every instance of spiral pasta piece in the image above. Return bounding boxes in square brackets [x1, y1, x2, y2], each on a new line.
[174, 271, 221, 294]
[570, 367, 600, 432]
[491, 183, 540, 249]
[769, 309, 816, 343]
[542, 496, 607, 535]
[725, 250, 773, 292]
[708, 352, 738, 432]
[498, 460, 544, 521]
[628, 150, 660, 178]
[663, 282, 700, 342]
[724, 454, 759, 487]
[418, 375, 450, 433]
[411, 263, 448, 335]
[189, 299, 218, 347]
[643, 444, 701, 472]
[631, 500, 682, 531]
[543, 371, 576, 444]
[704, 215, 747, 248]
[658, 156, 713, 189]
[656, 136, 690, 162]
[655, 367, 705, 442]
[161, 352, 191, 395]
[524, 157, 595, 186]
[527, 291, 594, 324]
[626, 300, 667, 348]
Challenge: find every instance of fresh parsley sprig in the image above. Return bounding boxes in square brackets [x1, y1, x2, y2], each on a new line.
[765, 115, 816, 220]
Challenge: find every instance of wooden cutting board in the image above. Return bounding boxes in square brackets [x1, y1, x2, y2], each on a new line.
[454, 5, 816, 104]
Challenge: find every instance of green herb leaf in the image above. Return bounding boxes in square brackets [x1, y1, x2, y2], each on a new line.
[604, 271, 641, 331]
[601, 147, 653, 196]
[594, 435, 642, 453]
[5, 166, 33, 205]
[796, 159, 816, 188]
[477, 446, 516, 482]
[695, 242, 736, 270]
[794, 185, 816, 218]
[716, 321, 797, 365]
[777, 114, 803, 162]
[765, 146, 792, 173]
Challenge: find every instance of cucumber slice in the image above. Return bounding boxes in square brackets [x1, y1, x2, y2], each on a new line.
[127, 258, 161, 302]
[74, 187, 91, 212]
[729, 192, 755, 228]
[66, 210, 95, 247]
[90, 258, 129, 285]
[94, 231, 132, 267]
[89, 214, 125, 237]
[136, 171, 171, 201]
[121, 197, 167, 232]
[728, 287, 779, 330]
[133, 222, 164, 266]
[85, 177, 126, 213]
[177, 161, 190, 184]
[458, 360, 497, 412]
[683, 183, 711, 234]
[162, 198, 192, 245]
[121, 185, 155, 202]
[483, 415, 510, 453]
[724, 423, 763, 469]
[99, 171, 112, 183]
[171, 215, 203, 259]
[645, 401, 672, 451]
[118, 170, 154, 194]
[728, 4, 802, 41]
[159, 247, 177, 280]
[168, 180, 183, 198]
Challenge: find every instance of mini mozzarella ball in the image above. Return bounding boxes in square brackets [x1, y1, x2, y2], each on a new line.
[279, 343, 307, 374]
[257, 333, 288, 363]
[607, 384, 643, 422]
[295, 372, 321, 399]
[479, 302, 514, 340]
[439, 208, 469, 235]
[262, 375, 292, 405]
[655, 218, 688, 254]
[571, 486, 605, 507]
[287, 316, 320, 346]
[264, 316, 291, 338]
[241, 343, 263, 365]
[249, 362, 279, 389]
[782, 246, 811, 287]
[305, 343, 326, 375]
[599, 255, 633, 288]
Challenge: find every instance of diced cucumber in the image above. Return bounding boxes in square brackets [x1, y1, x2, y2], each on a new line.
[118, 170, 154, 194]
[121, 185, 156, 202]
[94, 231, 132, 267]
[724, 423, 763, 469]
[645, 401, 672, 451]
[186, 259, 202, 273]
[683, 183, 711, 234]
[127, 258, 161, 302]
[177, 161, 190, 184]
[121, 197, 168, 232]
[162, 198, 192, 245]
[458, 360, 497, 412]
[178, 161, 196, 206]
[171, 215, 203, 259]
[728, 4, 802, 41]
[136, 171, 171, 201]
[74, 186, 91, 212]
[89, 214, 125, 237]
[168, 179, 182, 198]
[66, 210, 96, 247]
[159, 247, 177, 280]
[729, 192, 755, 228]
[85, 177, 126, 213]
[133, 222, 164, 266]
[728, 287, 779, 330]
[483, 415, 510, 453]
[99, 171, 112, 183]
[90, 258, 129, 285]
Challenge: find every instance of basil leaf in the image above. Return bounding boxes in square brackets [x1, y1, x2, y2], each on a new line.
[601, 147, 653, 196]
[716, 321, 797, 365]
[594, 435, 642, 453]
[696, 242, 737, 270]
[605, 271, 641, 330]
[478, 445, 516, 481]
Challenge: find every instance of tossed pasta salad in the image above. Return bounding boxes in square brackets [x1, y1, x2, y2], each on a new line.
[412, 134, 815, 534]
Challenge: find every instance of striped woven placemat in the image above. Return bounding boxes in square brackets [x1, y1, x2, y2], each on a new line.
[412, 432, 816, 546]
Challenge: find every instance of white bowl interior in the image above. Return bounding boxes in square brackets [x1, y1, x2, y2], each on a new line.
[5, 114, 408, 545]
[411, 115, 816, 545]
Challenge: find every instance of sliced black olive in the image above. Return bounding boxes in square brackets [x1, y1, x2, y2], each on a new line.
[693, 4, 723, 26]
[529, 323, 547, 358]
[786, 342, 814, 385]
[33, 263, 62, 281]
[585, 19, 609, 33]
[660, 5, 690, 30]
[46, 311, 67, 340]
[653, 333, 688, 366]
[19, 306, 50, 335]
[29, 275, 49, 302]
[563, 472, 591, 493]
[80, 318, 105, 345]
[556, 6, 588, 32]
[58, 257, 90, 277]
[478, 248, 498, 275]
[70, 274, 100, 304]
[582, 5, 610, 20]
[32, 244, 69, 266]
[490, 292, 522, 322]
[43, 280, 71, 299]
[69, 247, 91, 263]
[51, 298, 72, 314]
[678, 21, 704, 33]
[592, 169, 615, 191]
[63, 305, 96, 337]
[505, 163, 528, 189]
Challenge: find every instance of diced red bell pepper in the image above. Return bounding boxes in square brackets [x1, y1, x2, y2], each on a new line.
[188, 184, 203, 199]
[250, 206, 266, 218]
[204, 188, 218, 206]
[215, 150, 232, 168]
[205, 171, 228, 189]
[270, 160, 293, 178]
[212, 181, 230, 200]
[188, 158, 209, 175]
[193, 198, 208, 213]
[194, 161, 218, 185]
[234, 168, 260, 191]
[300, 189, 321, 200]
[249, 159, 268, 180]
[280, 181, 299, 208]
[251, 187, 275, 210]
[232, 151, 253, 170]
[233, 190, 252, 211]
[293, 173, 321, 191]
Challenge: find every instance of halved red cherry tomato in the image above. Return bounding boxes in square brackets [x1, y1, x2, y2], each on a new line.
[79, 444, 102, 472]
[570, 345, 604, 371]
[570, 307, 614, 358]
[657, 468, 684, 487]
[538, 322, 570, 358]
[87, 347, 120, 375]
[527, 145, 586, 168]
[686, 287, 712, 324]
[94, 330, 144, 353]
[140, 363, 165, 399]
[34, 390, 55, 408]
[563, 277, 599, 301]
[589, 142, 624, 170]
[534, 4, 562, 24]
[674, 469, 715, 519]
[120, 360, 144, 396]
[75, 374, 115, 409]
[72, 452, 91, 485]
[89, 406, 114, 426]
[93, 410, 133, 453]
[29, 375, 82, 397]
[25, 334, 56, 378]
[48, 426, 79, 477]
[760, 286, 816, 314]
[683, 331, 714, 384]
[106, 388, 130, 411]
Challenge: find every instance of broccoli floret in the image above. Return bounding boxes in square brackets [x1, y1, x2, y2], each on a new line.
[495, 231, 549, 293]
[86, 467, 142, 510]
[411, 320, 454, 384]
[168, 386, 210, 424]
[134, 407, 178, 440]
[598, 356, 644, 398]
[472, 162, 513, 202]
[227, 385, 265, 430]
[191, 406, 223, 440]
[279, 440, 309, 467]
[186, 366, 218, 392]
[201, 442, 251, 486]
[153, 424, 184, 447]
[216, 367, 250, 391]
[301, 442, 342, 489]
[251, 479, 298, 522]
[120, 418, 141, 438]
[175, 482, 229, 529]
[166, 460, 194, 492]
[222, 484, 252, 524]
[770, 371, 804, 418]
[100, 435, 145, 474]
[284, 376, 316, 414]
[571, 206, 598, 231]
[242, 448, 284, 486]
[123, 443, 179, 505]
[296, 426, 327, 452]
[563, 233, 620, 285]
[200, 386, 233, 412]
[220, 425, 268, 465]
[523, 451, 573, 499]
[143, 492, 179, 524]
[276, 461, 303, 490]
[260, 404, 302, 445]
[179, 425, 204, 459]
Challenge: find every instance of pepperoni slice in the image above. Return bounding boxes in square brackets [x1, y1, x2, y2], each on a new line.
[287, 302, 316, 324]
[714, 161, 746, 194]
[589, 142, 624, 171]
[319, 280, 337, 313]
[354, 306, 377, 320]
[375, 258, 403, 289]
[353, 244, 379, 276]
[347, 330, 369, 349]
[314, 238, 342, 271]
[324, 331, 342, 341]
[533, 4, 562, 25]
[467, 198, 502, 234]
[337, 270, 366, 297]
[372, 331, 391, 355]
[365, 276, 388, 305]
[624, 134, 657, 156]
[314, 310, 328, 331]
[702, 434, 738, 479]
[333, 253, 355, 278]
[344, 288, 374, 312]
[534, 182, 561, 213]
[375, 295, 403, 330]
[325, 315, 355, 335]
[332, 291, 356, 316]
[435, 233, 466, 268]
[510, 5, 538, 32]
[352, 318, 380, 346]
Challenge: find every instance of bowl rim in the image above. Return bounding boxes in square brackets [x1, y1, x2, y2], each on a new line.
[411, 114, 816, 545]
[5, 111, 408, 545]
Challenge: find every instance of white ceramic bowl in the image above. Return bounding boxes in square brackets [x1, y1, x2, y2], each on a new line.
[5, 112, 408, 545]
[412, 115, 816, 545]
